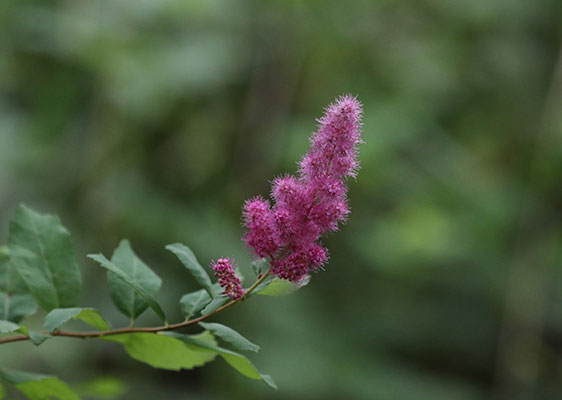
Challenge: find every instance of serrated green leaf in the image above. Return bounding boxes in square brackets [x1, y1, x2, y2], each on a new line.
[7, 205, 82, 312]
[166, 243, 215, 297]
[102, 331, 217, 370]
[201, 294, 229, 315]
[257, 276, 310, 296]
[106, 240, 162, 321]
[44, 308, 110, 332]
[0, 368, 79, 400]
[199, 322, 259, 352]
[88, 253, 166, 322]
[0, 320, 19, 333]
[180, 289, 212, 319]
[166, 332, 276, 389]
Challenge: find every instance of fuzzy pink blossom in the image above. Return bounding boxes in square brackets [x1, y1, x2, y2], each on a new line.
[242, 197, 279, 258]
[300, 95, 363, 181]
[212, 258, 245, 300]
[243, 95, 363, 282]
[271, 245, 329, 282]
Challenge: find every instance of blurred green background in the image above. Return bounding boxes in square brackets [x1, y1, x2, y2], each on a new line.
[1, 0, 562, 399]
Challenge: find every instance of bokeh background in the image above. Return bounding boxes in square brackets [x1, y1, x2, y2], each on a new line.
[1, 0, 562, 399]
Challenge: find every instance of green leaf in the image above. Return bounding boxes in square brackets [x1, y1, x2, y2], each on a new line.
[0, 246, 38, 323]
[29, 332, 50, 346]
[0, 246, 27, 293]
[166, 243, 215, 297]
[17, 326, 50, 346]
[257, 276, 310, 296]
[106, 240, 162, 321]
[250, 258, 268, 276]
[0, 320, 20, 333]
[166, 332, 277, 389]
[252, 276, 273, 294]
[0, 321, 49, 346]
[88, 253, 166, 322]
[199, 322, 259, 352]
[180, 289, 212, 319]
[44, 308, 110, 332]
[201, 294, 229, 315]
[0, 293, 38, 323]
[7, 205, 82, 312]
[102, 331, 217, 370]
[0, 368, 79, 400]
[0, 381, 4, 399]
[73, 377, 127, 399]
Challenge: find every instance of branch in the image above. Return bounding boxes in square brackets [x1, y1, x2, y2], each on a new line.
[0, 269, 271, 345]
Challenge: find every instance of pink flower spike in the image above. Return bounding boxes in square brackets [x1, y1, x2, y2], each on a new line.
[241, 95, 363, 281]
[212, 258, 245, 300]
[300, 95, 363, 180]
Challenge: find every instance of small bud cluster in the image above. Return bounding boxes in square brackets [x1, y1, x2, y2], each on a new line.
[242, 95, 363, 282]
[212, 258, 245, 300]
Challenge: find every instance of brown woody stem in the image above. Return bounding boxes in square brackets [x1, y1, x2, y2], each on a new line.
[0, 269, 271, 345]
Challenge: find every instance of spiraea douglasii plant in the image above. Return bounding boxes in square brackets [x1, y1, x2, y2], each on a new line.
[0, 95, 363, 399]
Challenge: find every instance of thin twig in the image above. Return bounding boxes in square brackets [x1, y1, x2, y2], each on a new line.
[0, 269, 271, 345]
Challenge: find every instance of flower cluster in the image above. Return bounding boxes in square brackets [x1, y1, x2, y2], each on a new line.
[242, 95, 363, 282]
[212, 258, 245, 300]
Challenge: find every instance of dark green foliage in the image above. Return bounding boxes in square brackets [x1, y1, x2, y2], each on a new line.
[0, 320, 19, 333]
[7, 206, 81, 312]
[201, 295, 229, 315]
[43, 308, 110, 332]
[0, 247, 38, 323]
[199, 322, 260, 352]
[250, 258, 268, 277]
[106, 240, 162, 321]
[180, 289, 212, 319]
[166, 332, 276, 389]
[256, 277, 309, 296]
[102, 331, 218, 371]
[0, 368, 79, 400]
[0, 205, 276, 396]
[166, 243, 216, 298]
[16, 326, 50, 346]
[87, 253, 166, 322]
